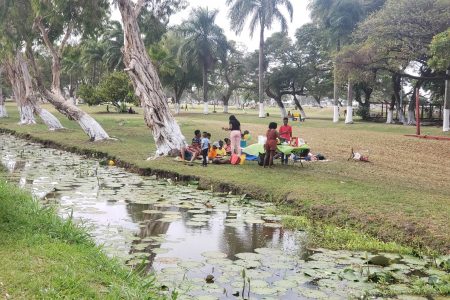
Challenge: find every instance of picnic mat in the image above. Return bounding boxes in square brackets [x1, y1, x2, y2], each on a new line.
[242, 143, 310, 156]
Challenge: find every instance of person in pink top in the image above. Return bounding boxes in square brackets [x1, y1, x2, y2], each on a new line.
[279, 117, 292, 164]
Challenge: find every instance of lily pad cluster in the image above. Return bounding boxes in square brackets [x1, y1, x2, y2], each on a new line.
[1, 135, 448, 299]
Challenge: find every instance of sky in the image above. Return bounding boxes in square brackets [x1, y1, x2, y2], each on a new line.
[112, 1, 311, 51]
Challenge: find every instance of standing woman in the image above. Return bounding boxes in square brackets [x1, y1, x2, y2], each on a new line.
[223, 115, 241, 155]
[264, 122, 279, 168]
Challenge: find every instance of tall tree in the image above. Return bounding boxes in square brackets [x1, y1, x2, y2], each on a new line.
[31, 0, 111, 140]
[0, 66, 7, 118]
[429, 29, 450, 132]
[309, 0, 369, 122]
[0, 0, 63, 129]
[227, 0, 293, 118]
[117, 0, 187, 156]
[353, 0, 450, 125]
[150, 31, 201, 114]
[103, 21, 125, 72]
[178, 7, 227, 114]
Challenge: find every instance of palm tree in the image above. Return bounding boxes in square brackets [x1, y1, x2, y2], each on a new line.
[103, 21, 125, 71]
[81, 40, 106, 85]
[227, 0, 293, 118]
[308, 0, 374, 123]
[178, 7, 227, 114]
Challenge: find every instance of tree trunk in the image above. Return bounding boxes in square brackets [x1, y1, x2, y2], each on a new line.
[258, 24, 265, 118]
[333, 40, 340, 123]
[407, 82, 422, 125]
[5, 56, 36, 125]
[387, 95, 395, 124]
[443, 68, 449, 132]
[392, 74, 405, 124]
[18, 53, 64, 130]
[201, 63, 209, 114]
[0, 67, 7, 118]
[26, 47, 110, 140]
[293, 94, 307, 119]
[118, 0, 186, 156]
[345, 80, 354, 124]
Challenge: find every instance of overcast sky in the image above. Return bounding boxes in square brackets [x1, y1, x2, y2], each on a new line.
[112, 1, 311, 51]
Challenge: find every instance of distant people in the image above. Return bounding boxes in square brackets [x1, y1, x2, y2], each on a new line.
[264, 122, 278, 168]
[223, 115, 241, 155]
[279, 117, 292, 165]
[128, 107, 136, 114]
[201, 131, 210, 167]
[185, 103, 188, 111]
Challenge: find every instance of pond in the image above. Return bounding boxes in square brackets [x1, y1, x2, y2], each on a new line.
[0, 134, 448, 299]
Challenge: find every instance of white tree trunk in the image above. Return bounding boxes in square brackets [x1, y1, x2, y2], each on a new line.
[333, 105, 339, 123]
[258, 102, 265, 118]
[18, 105, 36, 125]
[398, 107, 406, 124]
[223, 104, 229, 113]
[26, 46, 109, 140]
[174, 102, 180, 115]
[36, 109, 64, 131]
[0, 67, 7, 118]
[407, 109, 416, 125]
[279, 106, 287, 118]
[18, 53, 64, 130]
[443, 69, 449, 132]
[203, 102, 209, 114]
[345, 81, 353, 124]
[345, 106, 353, 124]
[118, 0, 186, 156]
[386, 109, 393, 124]
[443, 109, 450, 132]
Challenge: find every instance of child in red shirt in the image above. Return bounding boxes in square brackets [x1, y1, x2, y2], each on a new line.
[279, 117, 292, 164]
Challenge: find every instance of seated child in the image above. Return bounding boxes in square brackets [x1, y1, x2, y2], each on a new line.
[209, 143, 218, 159]
[216, 140, 227, 157]
[223, 138, 232, 155]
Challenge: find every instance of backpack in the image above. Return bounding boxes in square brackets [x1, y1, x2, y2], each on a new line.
[230, 154, 241, 165]
[257, 153, 265, 166]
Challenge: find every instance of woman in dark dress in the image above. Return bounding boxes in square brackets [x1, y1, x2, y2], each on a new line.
[264, 122, 278, 168]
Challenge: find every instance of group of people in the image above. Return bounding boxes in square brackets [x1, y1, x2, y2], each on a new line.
[179, 115, 250, 166]
[179, 115, 296, 168]
[263, 117, 293, 167]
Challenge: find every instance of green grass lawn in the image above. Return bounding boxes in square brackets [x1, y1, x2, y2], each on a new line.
[1, 102, 449, 254]
[0, 169, 162, 299]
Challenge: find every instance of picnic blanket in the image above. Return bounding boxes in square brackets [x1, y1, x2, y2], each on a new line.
[242, 143, 310, 156]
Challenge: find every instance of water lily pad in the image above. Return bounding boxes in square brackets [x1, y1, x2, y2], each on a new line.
[252, 287, 278, 295]
[185, 221, 207, 227]
[142, 209, 162, 214]
[249, 280, 269, 288]
[132, 243, 150, 251]
[273, 279, 298, 289]
[206, 258, 233, 266]
[244, 218, 265, 224]
[152, 248, 171, 254]
[255, 248, 284, 256]
[154, 257, 181, 264]
[234, 259, 261, 269]
[201, 251, 228, 259]
[161, 266, 185, 274]
[235, 252, 262, 261]
[178, 261, 205, 269]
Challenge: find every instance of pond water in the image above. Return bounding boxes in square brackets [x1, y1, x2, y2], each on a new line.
[0, 134, 447, 299]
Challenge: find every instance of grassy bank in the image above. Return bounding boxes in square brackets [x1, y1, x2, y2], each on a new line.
[0, 172, 161, 299]
[0, 102, 449, 254]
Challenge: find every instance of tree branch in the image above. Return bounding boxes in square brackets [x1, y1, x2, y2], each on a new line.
[134, 0, 146, 16]
[59, 22, 74, 55]
[34, 16, 56, 56]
